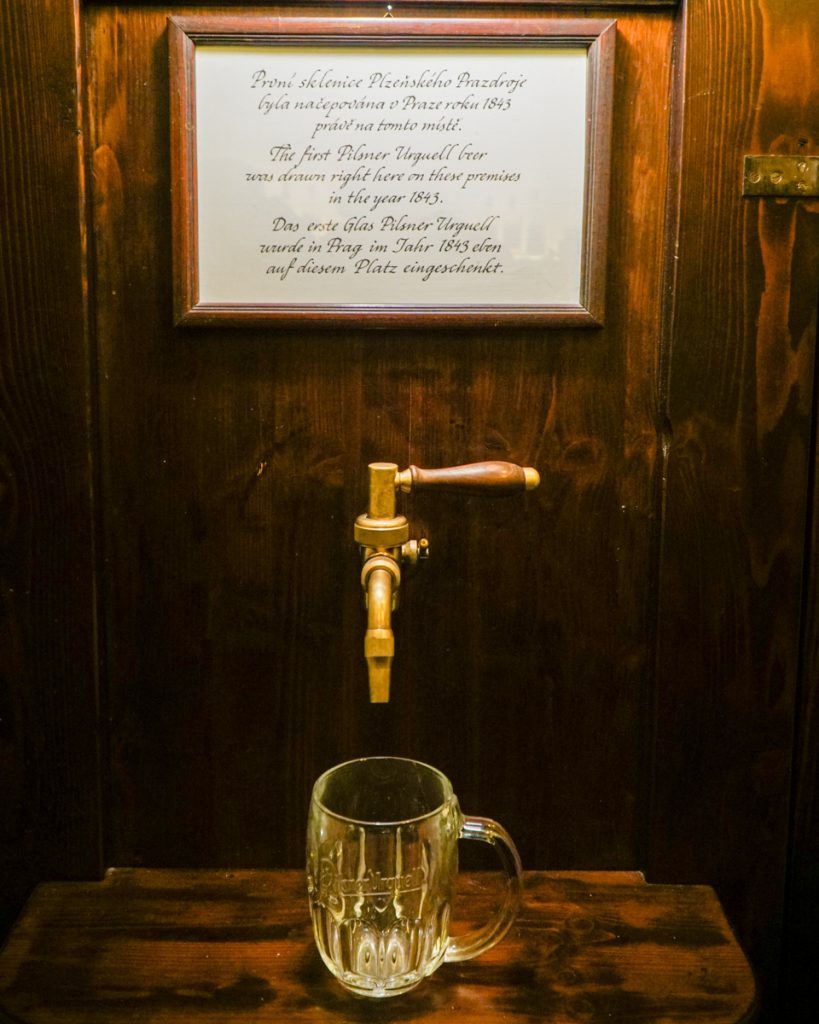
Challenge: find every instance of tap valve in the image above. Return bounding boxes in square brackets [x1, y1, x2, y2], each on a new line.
[401, 537, 430, 567]
[356, 460, 539, 703]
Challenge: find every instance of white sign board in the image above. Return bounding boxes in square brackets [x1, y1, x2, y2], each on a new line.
[170, 18, 615, 325]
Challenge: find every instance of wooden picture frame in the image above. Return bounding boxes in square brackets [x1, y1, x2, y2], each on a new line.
[169, 16, 615, 327]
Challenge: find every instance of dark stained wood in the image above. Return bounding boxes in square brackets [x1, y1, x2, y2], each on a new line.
[651, 0, 819, 1017]
[0, 869, 756, 1023]
[84, 1, 672, 874]
[784, 315, 819, 1011]
[2, 2, 817, 1023]
[0, 0, 102, 934]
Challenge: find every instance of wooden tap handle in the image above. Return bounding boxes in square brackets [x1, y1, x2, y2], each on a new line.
[397, 461, 540, 495]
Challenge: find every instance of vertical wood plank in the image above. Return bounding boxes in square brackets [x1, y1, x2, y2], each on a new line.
[785, 408, 819, 1015]
[0, 0, 102, 933]
[652, 0, 819, 1015]
[785, 307, 819, 1013]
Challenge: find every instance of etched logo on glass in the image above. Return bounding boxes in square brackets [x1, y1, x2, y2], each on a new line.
[306, 757, 522, 997]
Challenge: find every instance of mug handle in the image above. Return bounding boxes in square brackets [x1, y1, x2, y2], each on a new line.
[444, 814, 523, 963]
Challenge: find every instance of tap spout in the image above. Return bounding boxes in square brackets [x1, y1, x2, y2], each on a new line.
[361, 555, 401, 703]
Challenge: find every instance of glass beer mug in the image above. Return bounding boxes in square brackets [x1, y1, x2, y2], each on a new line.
[306, 756, 523, 997]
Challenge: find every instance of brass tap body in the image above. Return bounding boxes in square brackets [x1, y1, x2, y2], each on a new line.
[355, 464, 409, 703]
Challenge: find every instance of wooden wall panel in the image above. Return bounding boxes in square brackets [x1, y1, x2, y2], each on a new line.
[3, 1, 816, 1019]
[651, 0, 819, 1016]
[84, 1, 673, 873]
[786, 401, 819, 1016]
[0, 0, 102, 932]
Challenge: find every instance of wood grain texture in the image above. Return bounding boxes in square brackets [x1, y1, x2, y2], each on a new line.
[785, 268, 819, 1012]
[0, 869, 756, 1024]
[0, 0, 102, 933]
[651, 0, 819, 1018]
[404, 460, 534, 493]
[4, 1, 814, 1022]
[785, 478, 819, 1015]
[84, 1, 672, 874]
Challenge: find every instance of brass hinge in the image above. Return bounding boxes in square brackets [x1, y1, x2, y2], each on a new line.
[743, 155, 819, 197]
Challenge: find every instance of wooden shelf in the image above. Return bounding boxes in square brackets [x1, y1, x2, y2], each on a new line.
[0, 869, 756, 1023]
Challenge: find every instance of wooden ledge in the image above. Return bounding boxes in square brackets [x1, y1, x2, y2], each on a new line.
[0, 869, 756, 1023]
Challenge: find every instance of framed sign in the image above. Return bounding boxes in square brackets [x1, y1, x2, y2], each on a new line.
[169, 16, 615, 326]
